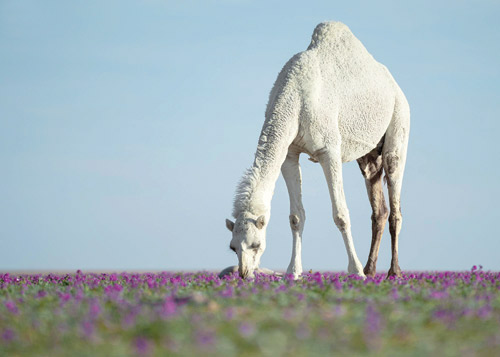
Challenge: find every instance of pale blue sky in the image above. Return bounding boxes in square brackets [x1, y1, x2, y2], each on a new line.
[1, 1, 499, 272]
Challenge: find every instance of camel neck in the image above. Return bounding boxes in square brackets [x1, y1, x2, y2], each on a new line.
[232, 115, 296, 218]
[232, 74, 301, 219]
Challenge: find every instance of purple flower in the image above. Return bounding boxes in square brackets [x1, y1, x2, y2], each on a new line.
[220, 286, 234, 298]
[59, 292, 72, 303]
[196, 329, 215, 348]
[147, 278, 157, 289]
[275, 284, 288, 293]
[432, 308, 456, 327]
[429, 290, 448, 299]
[162, 297, 176, 317]
[135, 337, 152, 356]
[312, 272, 324, 287]
[364, 304, 382, 350]
[2, 328, 15, 342]
[121, 313, 136, 328]
[332, 278, 343, 291]
[81, 320, 94, 338]
[238, 322, 256, 338]
[335, 305, 346, 317]
[390, 288, 399, 300]
[89, 300, 101, 318]
[4, 301, 18, 314]
[224, 307, 234, 320]
[365, 304, 381, 334]
[477, 304, 493, 319]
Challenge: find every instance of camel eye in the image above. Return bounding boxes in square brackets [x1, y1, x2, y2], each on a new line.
[249, 243, 261, 250]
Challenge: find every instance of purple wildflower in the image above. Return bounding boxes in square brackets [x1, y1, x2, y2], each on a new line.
[89, 300, 101, 318]
[224, 307, 234, 320]
[220, 286, 234, 298]
[477, 304, 493, 320]
[332, 278, 343, 291]
[432, 308, 456, 327]
[196, 329, 216, 348]
[364, 304, 382, 350]
[238, 322, 256, 338]
[4, 301, 18, 314]
[2, 328, 15, 342]
[275, 284, 288, 293]
[59, 292, 72, 303]
[162, 296, 176, 317]
[429, 290, 449, 299]
[135, 337, 152, 356]
[81, 320, 94, 338]
[312, 272, 324, 287]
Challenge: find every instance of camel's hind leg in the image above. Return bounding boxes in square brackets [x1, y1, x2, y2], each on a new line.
[357, 142, 388, 278]
[281, 149, 305, 280]
[383, 95, 410, 278]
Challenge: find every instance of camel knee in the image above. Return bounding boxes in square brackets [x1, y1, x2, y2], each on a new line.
[371, 206, 388, 227]
[384, 152, 401, 178]
[333, 213, 350, 233]
[388, 211, 402, 236]
[289, 210, 305, 231]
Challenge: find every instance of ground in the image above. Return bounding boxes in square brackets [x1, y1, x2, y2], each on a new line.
[1, 268, 499, 356]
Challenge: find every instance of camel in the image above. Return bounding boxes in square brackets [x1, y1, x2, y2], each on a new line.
[225, 22, 410, 280]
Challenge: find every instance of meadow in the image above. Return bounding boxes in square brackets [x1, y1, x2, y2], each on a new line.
[1, 267, 499, 356]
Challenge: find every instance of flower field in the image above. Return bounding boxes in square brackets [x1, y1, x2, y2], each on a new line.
[1, 267, 499, 356]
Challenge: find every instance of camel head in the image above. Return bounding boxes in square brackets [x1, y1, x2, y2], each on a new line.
[225, 213, 267, 279]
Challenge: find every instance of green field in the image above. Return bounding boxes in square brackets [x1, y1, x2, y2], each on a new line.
[1, 269, 499, 356]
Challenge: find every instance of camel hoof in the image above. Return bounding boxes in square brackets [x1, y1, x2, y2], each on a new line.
[364, 269, 376, 278]
[355, 272, 367, 280]
[386, 266, 402, 279]
[363, 264, 376, 278]
[348, 260, 365, 279]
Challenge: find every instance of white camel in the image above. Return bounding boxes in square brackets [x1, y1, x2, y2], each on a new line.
[225, 22, 410, 280]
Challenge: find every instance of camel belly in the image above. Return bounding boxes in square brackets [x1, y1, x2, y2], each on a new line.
[338, 116, 392, 162]
[337, 90, 395, 162]
[294, 92, 394, 163]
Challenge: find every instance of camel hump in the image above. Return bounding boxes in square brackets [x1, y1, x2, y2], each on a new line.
[308, 21, 353, 49]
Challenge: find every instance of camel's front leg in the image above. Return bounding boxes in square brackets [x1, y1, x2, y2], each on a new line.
[281, 150, 305, 280]
[319, 150, 365, 278]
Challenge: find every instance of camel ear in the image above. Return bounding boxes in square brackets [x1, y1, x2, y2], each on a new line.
[225, 219, 234, 232]
[255, 215, 266, 229]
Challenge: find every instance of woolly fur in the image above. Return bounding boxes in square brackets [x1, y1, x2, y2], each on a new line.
[230, 21, 410, 278]
[233, 22, 408, 219]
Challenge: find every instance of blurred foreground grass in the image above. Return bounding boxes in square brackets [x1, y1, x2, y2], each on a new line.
[1, 270, 499, 356]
